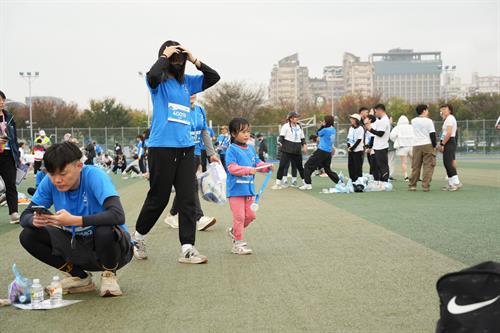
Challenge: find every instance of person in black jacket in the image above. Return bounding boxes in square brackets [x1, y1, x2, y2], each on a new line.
[0, 90, 21, 224]
[256, 134, 268, 162]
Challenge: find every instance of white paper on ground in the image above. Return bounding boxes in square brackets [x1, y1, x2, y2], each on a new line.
[12, 299, 82, 310]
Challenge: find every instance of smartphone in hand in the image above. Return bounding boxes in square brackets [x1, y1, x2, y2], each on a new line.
[31, 206, 53, 215]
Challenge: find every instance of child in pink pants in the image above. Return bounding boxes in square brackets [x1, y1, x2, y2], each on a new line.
[225, 118, 272, 255]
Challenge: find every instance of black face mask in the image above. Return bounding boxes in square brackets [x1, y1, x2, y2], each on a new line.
[169, 64, 184, 81]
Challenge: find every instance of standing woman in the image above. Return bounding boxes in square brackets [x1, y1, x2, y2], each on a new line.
[132, 40, 220, 263]
[271, 111, 307, 190]
[0, 90, 21, 224]
[438, 104, 462, 191]
[389, 115, 414, 181]
[346, 114, 365, 182]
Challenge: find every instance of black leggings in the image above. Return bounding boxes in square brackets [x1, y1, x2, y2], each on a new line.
[0, 150, 18, 214]
[443, 138, 457, 178]
[19, 226, 123, 276]
[304, 149, 338, 185]
[277, 152, 304, 180]
[170, 155, 204, 221]
[112, 164, 126, 173]
[373, 149, 389, 181]
[282, 157, 298, 177]
[135, 147, 197, 245]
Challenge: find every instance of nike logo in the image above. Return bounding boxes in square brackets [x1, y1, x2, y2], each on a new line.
[447, 295, 500, 315]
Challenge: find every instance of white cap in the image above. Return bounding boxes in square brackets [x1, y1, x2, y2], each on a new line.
[39, 130, 46, 136]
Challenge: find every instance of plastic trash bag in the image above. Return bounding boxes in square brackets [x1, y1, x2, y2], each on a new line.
[8, 264, 31, 304]
[198, 162, 227, 204]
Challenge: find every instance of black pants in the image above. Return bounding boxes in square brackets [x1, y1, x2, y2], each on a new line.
[170, 155, 204, 221]
[259, 153, 266, 163]
[0, 150, 18, 214]
[112, 164, 126, 173]
[366, 152, 376, 176]
[200, 150, 208, 172]
[135, 147, 197, 245]
[304, 150, 339, 185]
[348, 151, 364, 181]
[283, 158, 298, 177]
[220, 154, 227, 172]
[443, 138, 457, 178]
[138, 158, 146, 174]
[373, 149, 389, 182]
[34, 160, 42, 175]
[19, 226, 131, 274]
[277, 152, 304, 180]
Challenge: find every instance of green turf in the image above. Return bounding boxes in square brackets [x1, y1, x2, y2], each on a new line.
[0, 159, 496, 332]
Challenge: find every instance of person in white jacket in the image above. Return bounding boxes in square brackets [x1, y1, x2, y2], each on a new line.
[390, 115, 414, 181]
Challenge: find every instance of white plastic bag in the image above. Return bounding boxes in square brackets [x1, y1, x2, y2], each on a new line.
[198, 162, 227, 204]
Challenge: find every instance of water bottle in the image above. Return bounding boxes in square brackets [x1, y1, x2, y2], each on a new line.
[30, 279, 44, 309]
[48, 276, 63, 306]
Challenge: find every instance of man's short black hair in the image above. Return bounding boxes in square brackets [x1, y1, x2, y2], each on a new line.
[416, 104, 428, 115]
[44, 141, 83, 173]
[359, 107, 369, 113]
[373, 104, 386, 112]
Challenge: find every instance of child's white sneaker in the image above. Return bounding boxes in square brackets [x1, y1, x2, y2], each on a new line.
[299, 184, 312, 190]
[231, 242, 252, 255]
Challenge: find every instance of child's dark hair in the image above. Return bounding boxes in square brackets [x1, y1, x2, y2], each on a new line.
[324, 115, 334, 127]
[228, 118, 250, 143]
[137, 134, 144, 140]
[44, 141, 83, 173]
[367, 114, 376, 123]
[416, 104, 428, 115]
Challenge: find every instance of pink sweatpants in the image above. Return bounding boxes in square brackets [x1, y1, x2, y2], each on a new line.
[228, 196, 256, 241]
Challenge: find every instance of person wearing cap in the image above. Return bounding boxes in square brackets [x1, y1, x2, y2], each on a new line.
[272, 111, 307, 190]
[35, 130, 51, 147]
[0, 89, 21, 224]
[347, 114, 365, 182]
[364, 104, 391, 185]
[299, 115, 339, 190]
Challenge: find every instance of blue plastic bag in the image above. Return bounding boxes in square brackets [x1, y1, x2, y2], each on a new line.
[8, 264, 31, 304]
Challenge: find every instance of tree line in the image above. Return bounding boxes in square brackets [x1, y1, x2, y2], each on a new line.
[8, 82, 499, 129]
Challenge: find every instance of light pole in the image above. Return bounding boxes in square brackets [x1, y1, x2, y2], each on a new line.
[438, 65, 456, 103]
[138, 71, 151, 127]
[19, 72, 39, 147]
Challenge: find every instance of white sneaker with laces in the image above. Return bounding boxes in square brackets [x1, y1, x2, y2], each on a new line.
[60, 272, 95, 295]
[178, 246, 208, 264]
[197, 216, 216, 231]
[10, 212, 20, 224]
[232, 242, 253, 255]
[100, 271, 122, 297]
[290, 180, 298, 187]
[132, 234, 148, 260]
[299, 184, 312, 190]
[164, 214, 179, 229]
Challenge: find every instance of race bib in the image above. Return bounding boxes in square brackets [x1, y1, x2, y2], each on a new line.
[191, 130, 202, 144]
[167, 103, 191, 125]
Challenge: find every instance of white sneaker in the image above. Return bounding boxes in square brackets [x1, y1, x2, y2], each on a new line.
[197, 216, 216, 231]
[271, 184, 283, 190]
[10, 212, 20, 224]
[178, 246, 208, 264]
[299, 184, 312, 190]
[290, 180, 298, 187]
[60, 272, 95, 295]
[131, 234, 148, 260]
[281, 181, 289, 188]
[100, 271, 122, 297]
[164, 214, 179, 229]
[231, 242, 253, 255]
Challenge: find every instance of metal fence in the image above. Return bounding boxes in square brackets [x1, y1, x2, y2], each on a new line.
[17, 119, 500, 159]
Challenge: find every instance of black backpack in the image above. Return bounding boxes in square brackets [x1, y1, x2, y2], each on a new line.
[436, 261, 500, 332]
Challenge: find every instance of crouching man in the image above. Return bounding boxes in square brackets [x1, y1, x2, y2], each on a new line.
[19, 141, 133, 297]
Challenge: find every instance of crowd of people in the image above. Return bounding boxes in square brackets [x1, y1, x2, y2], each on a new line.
[0, 39, 466, 299]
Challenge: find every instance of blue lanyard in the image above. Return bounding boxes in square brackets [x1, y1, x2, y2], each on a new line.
[255, 171, 273, 204]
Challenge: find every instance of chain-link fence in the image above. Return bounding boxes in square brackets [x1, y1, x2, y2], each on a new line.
[17, 119, 500, 159]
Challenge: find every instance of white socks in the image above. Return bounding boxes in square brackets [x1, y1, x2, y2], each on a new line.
[134, 231, 145, 240]
[181, 244, 193, 253]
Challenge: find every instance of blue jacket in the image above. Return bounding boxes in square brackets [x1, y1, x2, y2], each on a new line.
[1, 109, 20, 167]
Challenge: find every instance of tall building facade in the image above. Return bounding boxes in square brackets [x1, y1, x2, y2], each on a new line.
[371, 49, 442, 103]
[268, 53, 311, 106]
[471, 73, 500, 95]
[343, 52, 373, 98]
[323, 65, 344, 101]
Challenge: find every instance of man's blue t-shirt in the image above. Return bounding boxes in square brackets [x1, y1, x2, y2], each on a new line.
[191, 105, 208, 156]
[35, 171, 46, 187]
[317, 127, 336, 153]
[146, 75, 204, 148]
[225, 143, 262, 197]
[32, 165, 127, 234]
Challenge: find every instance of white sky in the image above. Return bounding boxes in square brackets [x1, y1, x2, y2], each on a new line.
[1, 0, 498, 111]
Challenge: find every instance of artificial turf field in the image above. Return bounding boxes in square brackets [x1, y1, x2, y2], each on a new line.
[0, 157, 499, 332]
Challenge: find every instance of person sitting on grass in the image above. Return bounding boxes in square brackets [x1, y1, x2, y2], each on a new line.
[19, 141, 133, 297]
